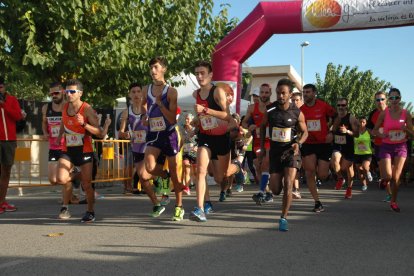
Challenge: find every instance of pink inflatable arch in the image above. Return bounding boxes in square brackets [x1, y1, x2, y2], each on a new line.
[212, 0, 414, 113]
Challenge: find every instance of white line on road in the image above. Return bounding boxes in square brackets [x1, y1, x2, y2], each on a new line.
[0, 259, 30, 269]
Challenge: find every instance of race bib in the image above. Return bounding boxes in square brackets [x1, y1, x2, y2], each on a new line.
[200, 115, 218, 130]
[183, 143, 193, 153]
[271, 127, 291, 142]
[334, 135, 346, 145]
[389, 130, 406, 142]
[50, 125, 60, 138]
[307, 120, 321, 131]
[66, 133, 83, 147]
[133, 130, 146, 144]
[149, 117, 166, 132]
[357, 142, 369, 152]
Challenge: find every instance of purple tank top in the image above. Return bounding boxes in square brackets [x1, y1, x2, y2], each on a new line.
[127, 105, 147, 153]
[147, 84, 175, 132]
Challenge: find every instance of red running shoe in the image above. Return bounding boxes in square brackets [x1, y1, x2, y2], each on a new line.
[335, 178, 345, 190]
[1, 201, 17, 212]
[390, 202, 400, 212]
[344, 187, 352, 199]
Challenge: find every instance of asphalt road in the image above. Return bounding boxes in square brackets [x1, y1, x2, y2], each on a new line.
[1, 181, 413, 276]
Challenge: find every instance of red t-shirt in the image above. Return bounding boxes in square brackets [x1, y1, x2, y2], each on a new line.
[251, 102, 270, 150]
[300, 99, 336, 144]
[367, 109, 383, 146]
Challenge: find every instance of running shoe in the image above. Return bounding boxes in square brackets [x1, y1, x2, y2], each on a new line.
[335, 178, 345, 190]
[264, 192, 274, 203]
[316, 178, 322, 187]
[1, 201, 17, 212]
[58, 207, 71, 219]
[361, 185, 368, 192]
[390, 202, 400, 212]
[183, 186, 191, 196]
[292, 190, 302, 199]
[204, 201, 214, 214]
[235, 184, 244, 192]
[172, 206, 185, 221]
[383, 194, 392, 203]
[189, 207, 207, 222]
[252, 192, 265, 205]
[81, 211, 95, 223]
[226, 188, 232, 197]
[160, 195, 170, 206]
[189, 182, 195, 189]
[366, 171, 373, 182]
[345, 187, 352, 199]
[151, 205, 166, 217]
[279, 218, 289, 232]
[313, 201, 325, 212]
[219, 191, 226, 202]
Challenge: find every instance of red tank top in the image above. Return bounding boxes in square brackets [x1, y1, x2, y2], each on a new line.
[252, 102, 270, 149]
[62, 102, 93, 152]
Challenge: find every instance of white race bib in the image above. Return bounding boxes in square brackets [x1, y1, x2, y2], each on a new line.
[149, 117, 166, 132]
[66, 133, 84, 147]
[334, 135, 346, 145]
[307, 120, 321, 131]
[133, 130, 146, 144]
[271, 127, 291, 142]
[389, 130, 406, 142]
[200, 115, 218, 130]
[50, 125, 60, 138]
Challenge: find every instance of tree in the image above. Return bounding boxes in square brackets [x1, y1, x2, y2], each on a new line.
[315, 63, 391, 117]
[0, 0, 238, 106]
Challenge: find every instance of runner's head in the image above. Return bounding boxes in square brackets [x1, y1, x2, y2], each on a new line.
[259, 83, 271, 103]
[388, 88, 401, 107]
[336, 97, 348, 114]
[291, 91, 303, 108]
[194, 60, 213, 87]
[128, 82, 143, 103]
[302, 83, 317, 104]
[276, 78, 293, 105]
[358, 116, 367, 128]
[374, 91, 387, 110]
[149, 56, 167, 82]
[65, 79, 83, 103]
[49, 82, 64, 104]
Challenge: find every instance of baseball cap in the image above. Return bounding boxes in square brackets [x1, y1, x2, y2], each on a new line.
[251, 87, 260, 97]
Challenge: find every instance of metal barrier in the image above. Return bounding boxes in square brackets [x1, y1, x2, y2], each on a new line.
[9, 137, 133, 188]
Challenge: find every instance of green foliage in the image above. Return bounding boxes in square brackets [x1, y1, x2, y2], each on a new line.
[0, 0, 238, 107]
[315, 63, 391, 117]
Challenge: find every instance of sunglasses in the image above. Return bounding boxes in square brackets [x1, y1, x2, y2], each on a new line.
[375, 98, 385, 102]
[337, 104, 347, 107]
[65, 89, 81, 94]
[49, 91, 61, 96]
[389, 96, 401, 100]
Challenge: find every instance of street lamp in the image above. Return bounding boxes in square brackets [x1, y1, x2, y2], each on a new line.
[300, 41, 310, 93]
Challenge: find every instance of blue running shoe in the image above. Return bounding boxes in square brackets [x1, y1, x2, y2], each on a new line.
[279, 218, 288, 231]
[189, 207, 207, 222]
[219, 191, 226, 202]
[204, 201, 214, 214]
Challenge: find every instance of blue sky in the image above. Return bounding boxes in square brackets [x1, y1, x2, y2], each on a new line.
[213, 0, 414, 105]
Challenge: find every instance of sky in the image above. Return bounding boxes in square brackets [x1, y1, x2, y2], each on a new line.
[213, 0, 414, 105]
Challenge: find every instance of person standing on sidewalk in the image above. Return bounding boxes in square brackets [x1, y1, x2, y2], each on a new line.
[0, 76, 24, 214]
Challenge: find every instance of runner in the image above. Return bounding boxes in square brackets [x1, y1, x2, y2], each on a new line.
[291, 91, 304, 199]
[331, 97, 359, 199]
[354, 116, 373, 192]
[259, 78, 308, 231]
[373, 88, 414, 212]
[300, 84, 336, 212]
[181, 113, 197, 191]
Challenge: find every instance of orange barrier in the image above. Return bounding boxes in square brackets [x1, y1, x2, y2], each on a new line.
[9, 138, 133, 188]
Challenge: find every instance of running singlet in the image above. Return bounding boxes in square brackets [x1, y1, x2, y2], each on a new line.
[367, 109, 383, 146]
[266, 102, 300, 146]
[147, 84, 175, 133]
[127, 105, 147, 154]
[62, 102, 93, 153]
[300, 99, 336, 144]
[382, 107, 407, 144]
[46, 102, 64, 150]
[252, 102, 270, 147]
[196, 85, 228, 136]
[354, 130, 372, 155]
[333, 113, 354, 147]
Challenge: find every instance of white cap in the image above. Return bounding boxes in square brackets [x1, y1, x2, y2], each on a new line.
[251, 87, 260, 97]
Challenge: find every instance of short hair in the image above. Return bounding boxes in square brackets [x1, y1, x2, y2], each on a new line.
[388, 88, 401, 97]
[358, 116, 367, 121]
[337, 97, 348, 105]
[374, 91, 386, 98]
[65, 79, 83, 91]
[292, 92, 302, 99]
[194, 60, 212, 73]
[277, 78, 293, 92]
[0, 76, 4, 85]
[149, 56, 167, 68]
[260, 83, 271, 91]
[128, 82, 142, 91]
[49, 82, 62, 89]
[303, 83, 317, 92]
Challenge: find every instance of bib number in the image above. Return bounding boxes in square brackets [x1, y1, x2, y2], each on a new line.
[50, 125, 60, 138]
[307, 120, 321, 132]
[357, 142, 368, 152]
[389, 130, 406, 142]
[271, 127, 291, 142]
[133, 130, 146, 144]
[66, 133, 84, 147]
[334, 135, 346, 145]
[149, 117, 166, 132]
[200, 115, 218, 130]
